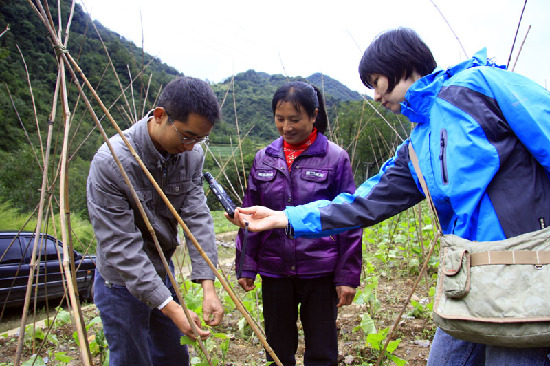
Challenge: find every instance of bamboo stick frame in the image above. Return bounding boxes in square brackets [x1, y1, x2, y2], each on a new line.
[24, 1, 284, 365]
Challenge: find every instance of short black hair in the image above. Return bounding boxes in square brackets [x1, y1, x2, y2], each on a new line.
[158, 77, 220, 125]
[359, 28, 437, 93]
[271, 81, 328, 134]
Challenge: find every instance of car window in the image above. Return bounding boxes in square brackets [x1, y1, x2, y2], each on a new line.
[42, 237, 62, 261]
[0, 237, 24, 264]
[21, 235, 62, 263]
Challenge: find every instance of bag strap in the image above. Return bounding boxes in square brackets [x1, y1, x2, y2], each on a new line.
[470, 250, 550, 266]
[408, 142, 443, 235]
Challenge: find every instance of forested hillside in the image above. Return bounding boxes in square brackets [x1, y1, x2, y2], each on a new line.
[0, 0, 407, 221]
[210, 70, 364, 143]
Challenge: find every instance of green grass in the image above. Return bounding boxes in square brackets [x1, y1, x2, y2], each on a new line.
[211, 210, 238, 234]
[207, 145, 238, 157]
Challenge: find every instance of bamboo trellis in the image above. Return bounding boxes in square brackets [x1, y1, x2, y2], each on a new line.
[11, 0, 285, 365]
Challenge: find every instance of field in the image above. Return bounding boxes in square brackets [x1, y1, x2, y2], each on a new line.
[0, 207, 439, 365]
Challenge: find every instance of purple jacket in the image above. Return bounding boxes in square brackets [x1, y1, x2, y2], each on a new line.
[236, 133, 363, 287]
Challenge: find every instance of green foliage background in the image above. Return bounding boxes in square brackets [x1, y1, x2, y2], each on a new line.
[0, 0, 410, 250]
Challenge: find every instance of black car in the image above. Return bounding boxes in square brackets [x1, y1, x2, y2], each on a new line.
[0, 231, 96, 309]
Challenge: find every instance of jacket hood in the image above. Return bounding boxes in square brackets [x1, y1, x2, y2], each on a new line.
[401, 48, 506, 124]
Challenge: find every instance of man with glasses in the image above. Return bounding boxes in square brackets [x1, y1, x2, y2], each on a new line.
[87, 76, 223, 366]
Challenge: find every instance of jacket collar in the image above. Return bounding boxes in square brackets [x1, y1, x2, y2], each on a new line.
[401, 48, 506, 124]
[132, 114, 179, 169]
[265, 132, 329, 159]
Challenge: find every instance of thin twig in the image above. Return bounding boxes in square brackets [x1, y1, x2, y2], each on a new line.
[230, 77, 247, 192]
[507, 0, 528, 69]
[511, 25, 531, 72]
[428, 0, 468, 59]
[127, 65, 138, 121]
[0, 24, 9, 38]
[16, 45, 45, 162]
[3, 84, 43, 171]
[141, 73, 153, 119]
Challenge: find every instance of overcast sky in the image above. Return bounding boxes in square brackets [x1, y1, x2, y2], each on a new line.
[77, 0, 549, 95]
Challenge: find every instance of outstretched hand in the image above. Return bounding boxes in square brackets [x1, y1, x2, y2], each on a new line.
[224, 206, 288, 232]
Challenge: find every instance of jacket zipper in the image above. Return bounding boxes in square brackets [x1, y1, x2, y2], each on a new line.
[439, 129, 449, 185]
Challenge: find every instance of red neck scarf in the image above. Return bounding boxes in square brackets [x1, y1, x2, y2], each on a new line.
[283, 128, 317, 171]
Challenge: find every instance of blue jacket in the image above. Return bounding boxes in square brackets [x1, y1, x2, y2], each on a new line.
[285, 49, 550, 241]
[236, 133, 363, 287]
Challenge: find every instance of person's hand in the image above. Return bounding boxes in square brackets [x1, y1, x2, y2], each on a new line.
[230, 206, 288, 232]
[201, 280, 224, 326]
[161, 300, 210, 340]
[238, 277, 256, 292]
[223, 211, 241, 227]
[336, 285, 356, 307]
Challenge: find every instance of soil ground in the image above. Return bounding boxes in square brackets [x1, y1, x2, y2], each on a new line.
[0, 232, 436, 365]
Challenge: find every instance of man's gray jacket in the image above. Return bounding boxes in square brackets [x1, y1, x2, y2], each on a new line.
[87, 115, 217, 308]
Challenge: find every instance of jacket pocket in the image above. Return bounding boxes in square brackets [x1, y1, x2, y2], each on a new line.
[253, 169, 284, 208]
[300, 168, 329, 183]
[164, 181, 192, 212]
[439, 129, 449, 185]
[254, 169, 277, 182]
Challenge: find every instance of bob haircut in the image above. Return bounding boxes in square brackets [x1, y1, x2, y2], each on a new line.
[158, 76, 220, 125]
[359, 28, 437, 93]
[271, 81, 328, 134]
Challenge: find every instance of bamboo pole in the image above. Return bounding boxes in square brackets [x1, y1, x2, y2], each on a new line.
[58, 45, 93, 366]
[13, 2, 93, 364]
[511, 25, 531, 72]
[13, 66, 59, 366]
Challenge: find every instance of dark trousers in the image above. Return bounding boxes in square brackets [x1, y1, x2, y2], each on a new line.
[262, 276, 339, 366]
[94, 271, 189, 366]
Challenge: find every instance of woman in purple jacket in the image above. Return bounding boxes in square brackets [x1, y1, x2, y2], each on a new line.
[235, 81, 363, 366]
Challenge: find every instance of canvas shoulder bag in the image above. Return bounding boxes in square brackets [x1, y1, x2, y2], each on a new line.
[408, 143, 550, 348]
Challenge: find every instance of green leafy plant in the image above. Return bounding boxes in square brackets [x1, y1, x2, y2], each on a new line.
[53, 351, 73, 365]
[24, 324, 58, 347]
[408, 299, 430, 319]
[354, 313, 377, 336]
[181, 332, 231, 366]
[22, 355, 46, 366]
[365, 327, 406, 366]
[354, 276, 380, 319]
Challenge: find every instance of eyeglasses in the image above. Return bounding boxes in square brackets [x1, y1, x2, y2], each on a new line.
[166, 113, 209, 145]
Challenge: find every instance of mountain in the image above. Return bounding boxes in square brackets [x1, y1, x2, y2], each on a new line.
[306, 73, 362, 101]
[209, 69, 364, 143]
